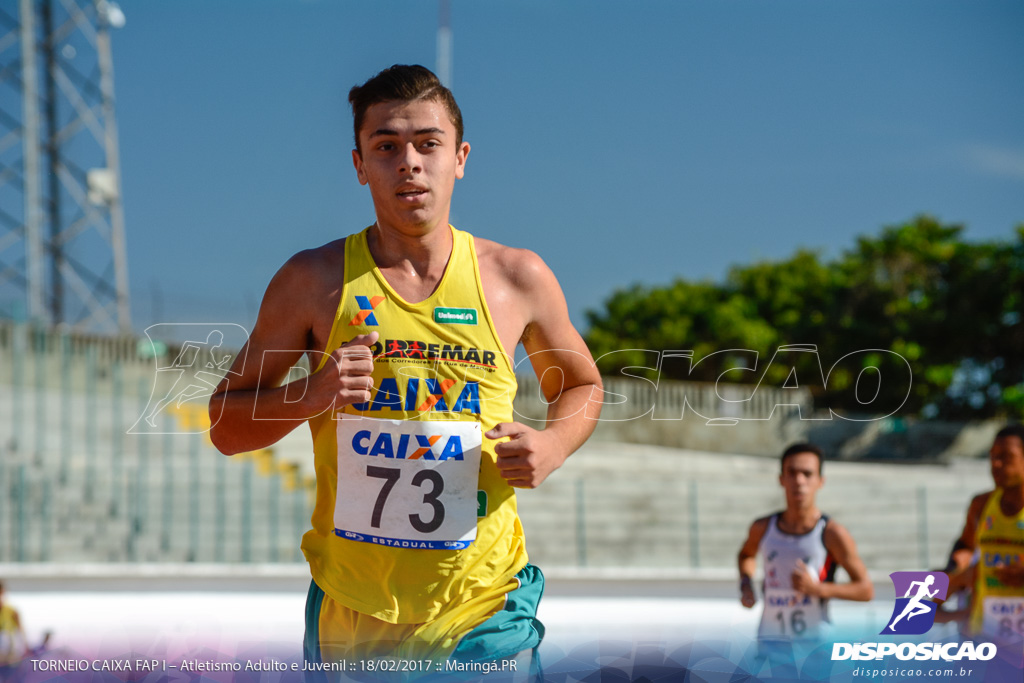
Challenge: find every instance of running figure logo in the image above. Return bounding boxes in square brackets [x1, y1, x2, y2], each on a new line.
[881, 571, 950, 635]
[142, 330, 231, 427]
[130, 324, 249, 434]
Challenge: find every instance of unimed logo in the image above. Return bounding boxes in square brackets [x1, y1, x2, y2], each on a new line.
[831, 570, 998, 663]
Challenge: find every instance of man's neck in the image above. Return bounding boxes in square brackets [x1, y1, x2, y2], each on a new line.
[368, 218, 452, 271]
[780, 505, 821, 533]
[366, 219, 454, 304]
[1000, 484, 1024, 516]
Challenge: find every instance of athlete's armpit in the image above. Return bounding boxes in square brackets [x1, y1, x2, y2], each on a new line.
[821, 521, 873, 602]
[483, 245, 602, 471]
[962, 492, 992, 550]
[208, 243, 347, 454]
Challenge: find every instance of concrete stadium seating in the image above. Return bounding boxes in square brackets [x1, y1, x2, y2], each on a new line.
[0, 321, 997, 577]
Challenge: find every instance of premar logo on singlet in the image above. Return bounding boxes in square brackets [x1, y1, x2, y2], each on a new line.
[351, 429, 465, 461]
[372, 338, 499, 368]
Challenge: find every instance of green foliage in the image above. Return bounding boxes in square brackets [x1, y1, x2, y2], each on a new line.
[585, 216, 1024, 419]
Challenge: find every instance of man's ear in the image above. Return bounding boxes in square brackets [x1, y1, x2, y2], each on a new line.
[353, 149, 368, 185]
[454, 141, 470, 179]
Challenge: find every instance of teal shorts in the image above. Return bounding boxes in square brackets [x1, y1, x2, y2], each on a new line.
[304, 563, 545, 666]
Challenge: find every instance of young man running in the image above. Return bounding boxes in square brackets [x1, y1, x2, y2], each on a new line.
[738, 443, 873, 642]
[209, 65, 602, 668]
[945, 424, 1024, 640]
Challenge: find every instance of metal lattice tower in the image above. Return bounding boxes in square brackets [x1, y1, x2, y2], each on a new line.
[0, 0, 129, 332]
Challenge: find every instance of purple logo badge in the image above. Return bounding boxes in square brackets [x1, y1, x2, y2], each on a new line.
[881, 571, 949, 635]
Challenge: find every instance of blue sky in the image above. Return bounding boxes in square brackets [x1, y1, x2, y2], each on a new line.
[111, 0, 1024, 333]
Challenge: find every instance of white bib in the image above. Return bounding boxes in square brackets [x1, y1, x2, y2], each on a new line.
[981, 596, 1024, 640]
[758, 589, 824, 640]
[334, 414, 482, 550]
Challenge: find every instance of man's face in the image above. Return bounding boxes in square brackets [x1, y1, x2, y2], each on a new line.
[779, 452, 823, 509]
[352, 98, 469, 235]
[990, 435, 1024, 489]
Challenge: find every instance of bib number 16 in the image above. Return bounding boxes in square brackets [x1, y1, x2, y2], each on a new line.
[775, 609, 807, 636]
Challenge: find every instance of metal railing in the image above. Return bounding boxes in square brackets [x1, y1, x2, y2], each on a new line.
[515, 471, 984, 574]
[1, 320, 310, 564]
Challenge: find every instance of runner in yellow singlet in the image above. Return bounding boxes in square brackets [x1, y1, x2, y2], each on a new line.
[0, 582, 28, 668]
[209, 65, 603, 672]
[946, 424, 1024, 640]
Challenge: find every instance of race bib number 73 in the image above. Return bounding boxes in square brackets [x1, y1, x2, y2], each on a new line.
[334, 415, 482, 550]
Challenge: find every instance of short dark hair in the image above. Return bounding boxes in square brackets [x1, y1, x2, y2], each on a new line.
[995, 424, 1024, 445]
[348, 64, 464, 153]
[781, 442, 824, 475]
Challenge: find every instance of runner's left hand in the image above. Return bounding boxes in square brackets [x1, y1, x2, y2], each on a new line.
[740, 582, 757, 608]
[792, 560, 822, 597]
[486, 422, 567, 488]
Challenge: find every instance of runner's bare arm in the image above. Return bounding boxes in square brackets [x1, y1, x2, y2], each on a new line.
[485, 249, 603, 488]
[949, 490, 1024, 588]
[957, 493, 990, 553]
[209, 249, 376, 455]
[795, 521, 873, 601]
[946, 563, 975, 594]
[944, 492, 990, 579]
[738, 517, 770, 608]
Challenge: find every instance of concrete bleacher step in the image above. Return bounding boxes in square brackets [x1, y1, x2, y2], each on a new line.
[514, 440, 992, 572]
[3, 443, 308, 564]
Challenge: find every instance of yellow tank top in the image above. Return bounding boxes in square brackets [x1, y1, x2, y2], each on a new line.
[300, 225, 527, 624]
[0, 604, 20, 664]
[970, 489, 1024, 636]
[0, 605, 17, 634]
